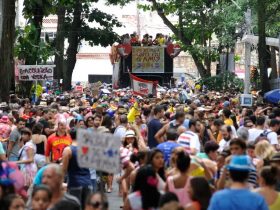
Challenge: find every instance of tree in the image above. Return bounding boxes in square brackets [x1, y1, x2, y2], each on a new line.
[61, 0, 121, 90]
[0, 0, 16, 102]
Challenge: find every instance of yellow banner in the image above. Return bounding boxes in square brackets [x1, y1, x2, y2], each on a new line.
[132, 47, 164, 73]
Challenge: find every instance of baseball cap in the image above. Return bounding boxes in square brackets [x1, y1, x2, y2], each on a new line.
[227, 155, 254, 171]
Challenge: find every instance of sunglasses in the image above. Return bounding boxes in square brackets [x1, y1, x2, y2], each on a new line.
[90, 201, 108, 209]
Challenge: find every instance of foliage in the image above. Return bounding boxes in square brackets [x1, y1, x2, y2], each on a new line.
[199, 71, 244, 92]
[14, 24, 56, 64]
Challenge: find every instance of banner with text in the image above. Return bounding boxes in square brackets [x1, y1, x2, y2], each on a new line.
[18, 65, 55, 81]
[77, 129, 121, 174]
[130, 73, 157, 97]
[132, 46, 164, 73]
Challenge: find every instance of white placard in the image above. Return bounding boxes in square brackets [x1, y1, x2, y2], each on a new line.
[240, 94, 253, 107]
[77, 129, 121, 174]
[18, 65, 55, 81]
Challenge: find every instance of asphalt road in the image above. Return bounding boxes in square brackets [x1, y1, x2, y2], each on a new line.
[107, 180, 123, 210]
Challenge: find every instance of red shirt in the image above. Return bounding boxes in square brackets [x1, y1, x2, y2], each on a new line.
[45, 133, 72, 162]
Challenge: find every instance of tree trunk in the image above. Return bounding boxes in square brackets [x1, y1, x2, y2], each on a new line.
[0, 0, 15, 102]
[54, 6, 66, 80]
[64, 0, 82, 91]
[257, 0, 270, 93]
[270, 47, 278, 79]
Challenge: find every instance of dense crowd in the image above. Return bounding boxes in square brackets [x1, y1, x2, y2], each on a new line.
[0, 87, 280, 210]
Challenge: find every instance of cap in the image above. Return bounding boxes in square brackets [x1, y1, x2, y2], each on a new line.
[125, 130, 136, 138]
[227, 155, 253, 172]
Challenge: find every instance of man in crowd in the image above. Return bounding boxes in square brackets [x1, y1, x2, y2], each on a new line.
[45, 120, 72, 163]
[7, 118, 26, 161]
[223, 108, 233, 126]
[177, 119, 201, 154]
[265, 119, 280, 150]
[157, 128, 180, 166]
[42, 164, 81, 210]
[208, 155, 268, 210]
[147, 105, 164, 148]
[248, 116, 265, 142]
[39, 109, 55, 137]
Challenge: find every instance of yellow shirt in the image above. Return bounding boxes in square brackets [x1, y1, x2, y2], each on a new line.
[224, 118, 233, 126]
[270, 193, 280, 210]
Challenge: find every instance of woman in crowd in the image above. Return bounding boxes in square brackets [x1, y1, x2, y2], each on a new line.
[32, 123, 47, 169]
[255, 140, 276, 170]
[1, 194, 25, 210]
[255, 166, 280, 210]
[147, 149, 166, 193]
[185, 177, 212, 210]
[166, 151, 191, 206]
[124, 165, 161, 210]
[31, 185, 52, 210]
[84, 192, 109, 210]
[16, 128, 37, 190]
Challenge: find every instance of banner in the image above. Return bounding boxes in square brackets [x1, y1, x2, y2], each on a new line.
[132, 46, 164, 73]
[130, 73, 157, 97]
[77, 129, 121, 174]
[112, 62, 120, 89]
[18, 65, 55, 81]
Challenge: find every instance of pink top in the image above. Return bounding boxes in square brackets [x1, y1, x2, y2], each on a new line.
[167, 176, 191, 206]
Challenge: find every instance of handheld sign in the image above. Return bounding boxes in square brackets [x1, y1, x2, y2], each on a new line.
[240, 94, 253, 107]
[18, 65, 55, 81]
[77, 129, 121, 174]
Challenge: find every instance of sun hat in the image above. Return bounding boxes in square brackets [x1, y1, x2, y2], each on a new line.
[227, 155, 254, 171]
[125, 130, 136, 138]
[0, 116, 9, 123]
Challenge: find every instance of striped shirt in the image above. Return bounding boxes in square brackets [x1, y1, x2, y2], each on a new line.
[177, 131, 201, 154]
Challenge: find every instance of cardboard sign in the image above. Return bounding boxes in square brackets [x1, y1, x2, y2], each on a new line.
[77, 129, 121, 174]
[132, 46, 164, 73]
[18, 65, 55, 81]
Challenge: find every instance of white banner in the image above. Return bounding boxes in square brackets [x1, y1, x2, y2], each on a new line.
[112, 62, 120, 89]
[77, 129, 121, 174]
[18, 65, 55, 81]
[130, 73, 157, 97]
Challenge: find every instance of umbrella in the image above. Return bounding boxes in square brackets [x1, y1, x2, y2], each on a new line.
[264, 89, 280, 104]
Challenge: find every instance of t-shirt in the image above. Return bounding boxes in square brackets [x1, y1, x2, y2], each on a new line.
[218, 139, 231, 153]
[157, 141, 180, 166]
[248, 128, 264, 142]
[208, 188, 268, 210]
[114, 125, 126, 139]
[224, 118, 233, 126]
[51, 193, 81, 210]
[177, 131, 201, 154]
[266, 129, 279, 145]
[147, 118, 162, 148]
[0, 142, 5, 155]
[8, 128, 21, 160]
[45, 133, 72, 162]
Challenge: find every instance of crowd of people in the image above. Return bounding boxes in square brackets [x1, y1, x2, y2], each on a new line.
[0, 86, 280, 210]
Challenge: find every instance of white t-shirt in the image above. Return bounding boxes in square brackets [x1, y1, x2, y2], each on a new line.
[266, 129, 279, 145]
[248, 128, 264, 142]
[177, 131, 200, 154]
[218, 139, 230, 153]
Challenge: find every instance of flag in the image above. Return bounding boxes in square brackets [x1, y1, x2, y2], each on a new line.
[130, 73, 157, 97]
[127, 101, 139, 123]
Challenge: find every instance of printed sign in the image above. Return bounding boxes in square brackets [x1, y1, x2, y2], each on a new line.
[132, 46, 164, 73]
[18, 65, 55, 81]
[130, 73, 157, 97]
[77, 129, 121, 174]
[240, 94, 253, 107]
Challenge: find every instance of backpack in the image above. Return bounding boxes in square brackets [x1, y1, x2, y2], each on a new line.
[259, 130, 272, 138]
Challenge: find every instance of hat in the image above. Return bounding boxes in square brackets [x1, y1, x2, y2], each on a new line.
[125, 130, 136, 138]
[227, 155, 253, 171]
[223, 101, 230, 107]
[0, 116, 9, 123]
[270, 152, 280, 162]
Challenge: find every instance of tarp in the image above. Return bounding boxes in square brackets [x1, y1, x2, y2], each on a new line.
[264, 89, 280, 104]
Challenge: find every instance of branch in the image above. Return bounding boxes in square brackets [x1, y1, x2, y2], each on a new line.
[150, 0, 192, 46]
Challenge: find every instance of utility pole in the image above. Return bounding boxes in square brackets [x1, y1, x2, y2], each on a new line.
[0, 0, 3, 45]
[244, 8, 252, 94]
[136, 0, 140, 36]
